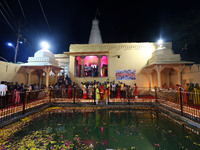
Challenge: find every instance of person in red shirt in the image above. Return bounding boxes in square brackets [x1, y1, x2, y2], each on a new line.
[100, 83, 104, 99]
[134, 83, 138, 99]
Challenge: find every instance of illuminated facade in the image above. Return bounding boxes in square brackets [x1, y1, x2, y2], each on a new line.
[0, 19, 198, 88]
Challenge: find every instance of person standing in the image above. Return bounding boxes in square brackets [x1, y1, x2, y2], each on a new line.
[61, 82, 66, 98]
[111, 82, 116, 98]
[82, 83, 88, 99]
[116, 84, 120, 99]
[13, 88, 20, 105]
[0, 81, 8, 108]
[67, 84, 72, 98]
[134, 83, 138, 99]
[100, 83, 104, 99]
[96, 86, 100, 105]
[88, 83, 93, 99]
[104, 88, 109, 105]
[120, 82, 124, 98]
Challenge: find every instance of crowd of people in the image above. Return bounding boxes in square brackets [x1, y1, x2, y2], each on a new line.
[48, 80, 139, 105]
[160, 82, 200, 104]
[0, 78, 139, 107]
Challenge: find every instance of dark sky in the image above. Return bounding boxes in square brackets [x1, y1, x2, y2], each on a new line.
[0, 0, 200, 62]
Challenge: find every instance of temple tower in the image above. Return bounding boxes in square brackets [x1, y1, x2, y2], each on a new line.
[88, 18, 103, 44]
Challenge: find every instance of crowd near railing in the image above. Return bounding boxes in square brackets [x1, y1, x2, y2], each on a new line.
[1, 86, 200, 125]
[0, 89, 49, 124]
[155, 87, 200, 123]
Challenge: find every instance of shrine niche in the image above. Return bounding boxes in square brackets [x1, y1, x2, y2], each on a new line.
[75, 55, 108, 77]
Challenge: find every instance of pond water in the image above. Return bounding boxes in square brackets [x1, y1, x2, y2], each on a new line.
[0, 107, 200, 150]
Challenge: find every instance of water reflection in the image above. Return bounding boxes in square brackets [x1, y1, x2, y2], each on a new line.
[1, 107, 200, 150]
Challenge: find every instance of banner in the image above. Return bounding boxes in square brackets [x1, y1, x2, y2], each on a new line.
[115, 70, 136, 80]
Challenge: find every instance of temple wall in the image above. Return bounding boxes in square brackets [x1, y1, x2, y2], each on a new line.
[170, 74, 178, 86]
[182, 64, 200, 84]
[0, 61, 39, 85]
[0, 61, 26, 84]
[169, 64, 200, 86]
[182, 72, 200, 85]
[69, 43, 157, 87]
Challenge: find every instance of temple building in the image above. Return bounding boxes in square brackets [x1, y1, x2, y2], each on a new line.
[64, 18, 195, 88]
[0, 18, 199, 88]
[20, 48, 63, 87]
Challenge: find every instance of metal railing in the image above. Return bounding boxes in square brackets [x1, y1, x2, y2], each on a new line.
[155, 87, 200, 123]
[0, 90, 49, 124]
[1, 87, 200, 125]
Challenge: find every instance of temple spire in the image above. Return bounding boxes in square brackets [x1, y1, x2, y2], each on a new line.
[88, 10, 103, 44]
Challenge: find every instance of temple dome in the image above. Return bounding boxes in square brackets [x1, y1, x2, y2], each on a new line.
[88, 18, 103, 44]
[34, 49, 55, 59]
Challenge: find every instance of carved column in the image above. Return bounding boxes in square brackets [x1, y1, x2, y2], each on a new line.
[43, 66, 52, 88]
[80, 56, 85, 77]
[154, 65, 164, 87]
[26, 68, 35, 85]
[54, 70, 60, 84]
[173, 65, 185, 85]
[147, 68, 153, 90]
[97, 55, 102, 77]
[165, 69, 171, 87]
[39, 74, 43, 89]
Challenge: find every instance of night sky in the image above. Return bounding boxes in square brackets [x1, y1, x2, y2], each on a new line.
[0, 0, 200, 63]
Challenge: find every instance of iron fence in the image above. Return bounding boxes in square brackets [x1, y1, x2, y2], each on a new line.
[155, 87, 200, 123]
[1, 87, 200, 125]
[0, 90, 49, 124]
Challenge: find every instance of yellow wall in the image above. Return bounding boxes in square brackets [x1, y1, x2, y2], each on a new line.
[168, 64, 200, 86]
[0, 61, 39, 85]
[182, 64, 200, 84]
[68, 43, 156, 87]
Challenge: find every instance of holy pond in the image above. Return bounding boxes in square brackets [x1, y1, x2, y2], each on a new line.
[0, 107, 200, 150]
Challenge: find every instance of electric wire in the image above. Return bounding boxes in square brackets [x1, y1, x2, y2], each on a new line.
[0, 2, 14, 22]
[38, 0, 51, 32]
[3, 0, 14, 17]
[18, 0, 26, 19]
[0, 8, 17, 34]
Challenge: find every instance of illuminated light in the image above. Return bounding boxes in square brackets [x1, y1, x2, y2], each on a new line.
[89, 143, 94, 149]
[157, 39, 163, 45]
[40, 41, 50, 49]
[7, 42, 14, 47]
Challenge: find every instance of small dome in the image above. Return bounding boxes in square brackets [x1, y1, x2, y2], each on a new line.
[34, 49, 55, 59]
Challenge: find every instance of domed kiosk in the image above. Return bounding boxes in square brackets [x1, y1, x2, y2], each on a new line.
[21, 48, 62, 87]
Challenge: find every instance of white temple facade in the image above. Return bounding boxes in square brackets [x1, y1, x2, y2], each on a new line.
[21, 48, 62, 87]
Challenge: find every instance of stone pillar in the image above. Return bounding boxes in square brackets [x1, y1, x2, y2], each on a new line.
[97, 55, 102, 77]
[166, 70, 170, 87]
[154, 65, 164, 87]
[80, 56, 85, 77]
[174, 65, 185, 85]
[43, 67, 52, 88]
[39, 74, 43, 89]
[54, 70, 60, 84]
[148, 69, 153, 90]
[26, 68, 35, 85]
